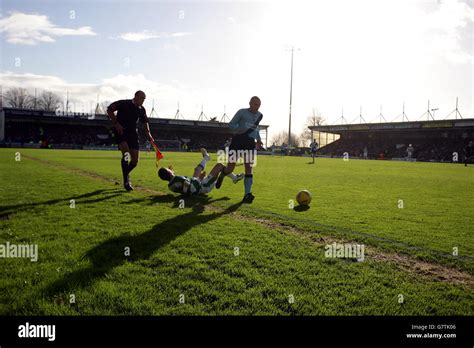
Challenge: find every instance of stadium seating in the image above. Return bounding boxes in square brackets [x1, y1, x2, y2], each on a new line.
[2, 108, 233, 151]
[318, 135, 469, 162]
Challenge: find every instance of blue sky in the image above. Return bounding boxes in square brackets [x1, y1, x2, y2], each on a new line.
[1, 1, 257, 85]
[1, 0, 473, 141]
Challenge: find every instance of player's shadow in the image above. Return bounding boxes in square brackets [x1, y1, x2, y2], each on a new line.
[293, 205, 310, 212]
[120, 193, 179, 206]
[43, 199, 242, 297]
[121, 193, 230, 208]
[0, 189, 123, 219]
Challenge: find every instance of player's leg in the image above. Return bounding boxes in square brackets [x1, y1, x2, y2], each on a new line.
[215, 149, 248, 188]
[216, 137, 244, 189]
[118, 141, 131, 188]
[215, 161, 238, 189]
[209, 163, 224, 177]
[122, 131, 140, 190]
[121, 148, 139, 191]
[192, 148, 211, 177]
[128, 149, 139, 174]
[193, 165, 203, 178]
[199, 163, 225, 195]
[242, 161, 254, 203]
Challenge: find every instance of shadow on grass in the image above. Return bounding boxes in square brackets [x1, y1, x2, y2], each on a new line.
[293, 205, 310, 212]
[0, 189, 124, 219]
[122, 193, 231, 207]
[119, 193, 178, 206]
[44, 197, 241, 296]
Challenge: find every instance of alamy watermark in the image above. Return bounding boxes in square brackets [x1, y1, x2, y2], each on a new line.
[0, 242, 38, 262]
[18, 322, 55, 341]
[324, 242, 365, 262]
[217, 149, 258, 167]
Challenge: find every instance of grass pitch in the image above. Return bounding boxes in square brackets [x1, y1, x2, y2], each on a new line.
[0, 148, 473, 315]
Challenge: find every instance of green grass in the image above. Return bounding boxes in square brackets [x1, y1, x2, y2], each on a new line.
[0, 148, 473, 315]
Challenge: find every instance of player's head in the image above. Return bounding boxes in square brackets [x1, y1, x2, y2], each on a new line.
[133, 90, 146, 106]
[249, 96, 261, 113]
[158, 167, 174, 181]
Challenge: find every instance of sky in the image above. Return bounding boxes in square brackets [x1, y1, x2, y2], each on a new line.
[0, 0, 473, 141]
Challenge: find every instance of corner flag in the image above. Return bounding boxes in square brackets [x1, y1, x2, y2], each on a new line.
[150, 140, 164, 167]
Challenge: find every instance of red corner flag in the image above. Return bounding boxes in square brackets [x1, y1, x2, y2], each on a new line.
[150, 140, 164, 166]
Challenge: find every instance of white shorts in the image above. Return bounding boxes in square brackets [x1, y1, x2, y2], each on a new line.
[198, 175, 217, 194]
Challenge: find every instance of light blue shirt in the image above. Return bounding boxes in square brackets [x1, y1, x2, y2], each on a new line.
[228, 108, 262, 141]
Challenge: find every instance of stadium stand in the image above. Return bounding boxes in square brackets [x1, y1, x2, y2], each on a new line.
[2, 107, 472, 163]
[0, 108, 269, 151]
[310, 119, 474, 162]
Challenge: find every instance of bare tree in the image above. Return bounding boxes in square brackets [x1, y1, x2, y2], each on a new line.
[4, 88, 33, 109]
[38, 91, 63, 111]
[301, 109, 326, 146]
[99, 101, 112, 114]
[270, 130, 302, 147]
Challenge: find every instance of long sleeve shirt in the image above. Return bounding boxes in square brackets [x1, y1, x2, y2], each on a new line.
[228, 108, 262, 142]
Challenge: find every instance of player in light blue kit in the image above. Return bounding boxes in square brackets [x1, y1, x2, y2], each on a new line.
[215, 96, 264, 203]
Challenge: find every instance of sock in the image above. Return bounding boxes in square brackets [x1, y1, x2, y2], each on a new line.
[222, 167, 234, 177]
[228, 172, 237, 181]
[121, 157, 129, 182]
[244, 174, 253, 195]
[127, 162, 137, 175]
[198, 158, 208, 170]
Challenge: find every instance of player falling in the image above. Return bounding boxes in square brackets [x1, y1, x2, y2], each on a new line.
[158, 149, 244, 195]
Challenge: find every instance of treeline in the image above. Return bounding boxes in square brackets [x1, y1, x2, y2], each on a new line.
[270, 110, 326, 147]
[2, 87, 63, 111]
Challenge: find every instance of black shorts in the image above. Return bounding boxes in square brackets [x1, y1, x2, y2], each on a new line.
[229, 134, 256, 151]
[114, 130, 139, 150]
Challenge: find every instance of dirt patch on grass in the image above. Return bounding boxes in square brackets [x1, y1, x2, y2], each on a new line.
[229, 212, 474, 289]
[370, 252, 473, 288]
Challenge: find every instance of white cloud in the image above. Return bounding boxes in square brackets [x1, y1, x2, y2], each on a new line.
[421, 0, 474, 64]
[0, 71, 213, 117]
[0, 12, 96, 45]
[115, 30, 191, 42]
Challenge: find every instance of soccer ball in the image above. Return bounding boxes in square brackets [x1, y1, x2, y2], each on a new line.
[296, 190, 312, 205]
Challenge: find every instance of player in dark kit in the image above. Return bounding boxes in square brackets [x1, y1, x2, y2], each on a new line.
[107, 90, 154, 191]
[464, 140, 473, 167]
